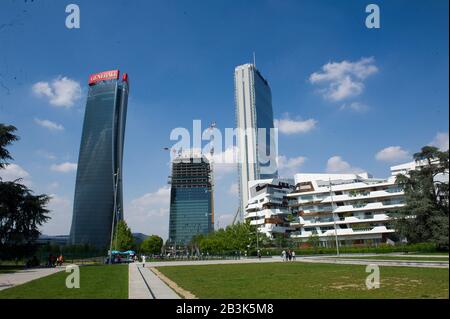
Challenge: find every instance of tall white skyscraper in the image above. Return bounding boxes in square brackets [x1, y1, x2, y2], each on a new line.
[234, 63, 278, 220]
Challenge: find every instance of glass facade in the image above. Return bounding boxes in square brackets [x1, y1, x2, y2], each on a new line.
[235, 63, 278, 219]
[168, 156, 213, 246]
[69, 72, 129, 249]
[254, 69, 278, 179]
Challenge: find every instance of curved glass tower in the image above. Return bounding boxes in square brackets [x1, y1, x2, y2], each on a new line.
[69, 70, 129, 249]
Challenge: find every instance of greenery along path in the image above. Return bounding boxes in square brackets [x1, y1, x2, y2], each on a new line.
[156, 262, 449, 299]
[0, 265, 24, 274]
[332, 256, 449, 262]
[0, 265, 128, 299]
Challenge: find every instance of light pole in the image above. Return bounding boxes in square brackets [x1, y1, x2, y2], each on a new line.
[108, 168, 120, 264]
[256, 228, 259, 251]
[328, 178, 340, 256]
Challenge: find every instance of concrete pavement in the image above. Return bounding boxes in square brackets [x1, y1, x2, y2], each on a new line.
[128, 263, 180, 299]
[299, 256, 449, 268]
[0, 266, 64, 291]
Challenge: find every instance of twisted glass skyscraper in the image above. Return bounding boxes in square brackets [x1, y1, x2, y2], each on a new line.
[69, 70, 129, 248]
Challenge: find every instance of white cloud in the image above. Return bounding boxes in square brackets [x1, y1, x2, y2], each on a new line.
[326, 156, 364, 174]
[40, 194, 72, 235]
[32, 76, 82, 108]
[274, 117, 317, 135]
[340, 102, 369, 112]
[126, 186, 171, 239]
[50, 162, 77, 173]
[0, 163, 32, 186]
[430, 132, 449, 151]
[34, 118, 64, 131]
[375, 146, 410, 162]
[48, 182, 60, 190]
[309, 57, 378, 101]
[228, 182, 239, 196]
[277, 155, 306, 177]
[36, 149, 57, 160]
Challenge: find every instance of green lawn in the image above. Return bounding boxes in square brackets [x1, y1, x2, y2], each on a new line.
[331, 256, 449, 262]
[0, 265, 128, 299]
[156, 262, 449, 299]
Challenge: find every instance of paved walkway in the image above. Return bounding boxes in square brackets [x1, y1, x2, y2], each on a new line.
[146, 257, 281, 268]
[147, 255, 448, 269]
[300, 256, 449, 268]
[128, 263, 180, 299]
[0, 267, 64, 291]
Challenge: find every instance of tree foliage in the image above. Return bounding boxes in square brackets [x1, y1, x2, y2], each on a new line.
[0, 124, 51, 259]
[140, 235, 163, 255]
[393, 146, 449, 250]
[112, 220, 134, 251]
[0, 124, 19, 169]
[188, 220, 260, 254]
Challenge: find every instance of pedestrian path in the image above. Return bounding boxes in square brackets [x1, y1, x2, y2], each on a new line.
[146, 257, 281, 268]
[128, 262, 153, 299]
[128, 263, 180, 299]
[0, 267, 64, 291]
[300, 256, 449, 268]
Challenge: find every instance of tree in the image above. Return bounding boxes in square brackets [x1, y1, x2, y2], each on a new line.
[0, 124, 51, 260]
[112, 220, 134, 251]
[140, 235, 163, 255]
[307, 233, 320, 249]
[393, 146, 449, 250]
[0, 124, 18, 169]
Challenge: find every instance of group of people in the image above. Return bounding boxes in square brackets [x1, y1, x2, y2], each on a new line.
[281, 250, 296, 261]
[47, 254, 64, 267]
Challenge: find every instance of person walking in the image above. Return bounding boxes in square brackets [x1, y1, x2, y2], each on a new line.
[292, 251, 296, 261]
[257, 249, 261, 260]
[281, 250, 286, 261]
[142, 255, 146, 268]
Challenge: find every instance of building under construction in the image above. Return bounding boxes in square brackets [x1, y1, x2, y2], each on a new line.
[168, 152, 214, 247]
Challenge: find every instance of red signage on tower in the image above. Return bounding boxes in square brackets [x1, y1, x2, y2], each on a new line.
[88, 70, 120, 85]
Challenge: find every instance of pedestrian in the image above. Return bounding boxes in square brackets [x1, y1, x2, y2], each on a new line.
[292, 251, 296, 261]
[257, 249, 261, 260]
[281, 250, 286, 261]
[288, 250, 292, 261]
[142, 255, 146, 267]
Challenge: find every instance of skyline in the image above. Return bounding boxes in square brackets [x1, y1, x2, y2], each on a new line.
[0, 0, 448, 240]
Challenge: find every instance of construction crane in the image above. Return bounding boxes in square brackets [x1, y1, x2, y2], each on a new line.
[231, 206, 241, 225]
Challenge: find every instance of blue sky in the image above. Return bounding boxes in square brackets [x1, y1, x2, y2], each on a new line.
[0, 0, 448, 239]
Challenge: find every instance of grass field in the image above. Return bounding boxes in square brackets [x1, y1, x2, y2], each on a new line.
[0, 265, 128, 299]
[330, 256, 449, 262]
[156, 262, 449, 299]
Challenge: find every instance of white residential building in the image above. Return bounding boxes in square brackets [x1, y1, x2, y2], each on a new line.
[244, 179, 294, 238]
[287, 170, 405, 247]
